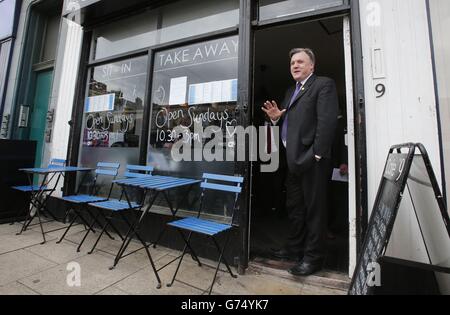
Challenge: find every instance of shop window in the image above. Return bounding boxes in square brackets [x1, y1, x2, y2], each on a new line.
[259, 0, 345, 21]
[148, 35, 239, 218]
[41, 14, 60, 62]
[92, 0, 239, 60]
[93, 10, 158, 60]
[78, 55, 148, 197]
[158, 0, 239, 44]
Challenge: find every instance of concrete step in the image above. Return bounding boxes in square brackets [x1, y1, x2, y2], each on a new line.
[249, 257, 351, 292]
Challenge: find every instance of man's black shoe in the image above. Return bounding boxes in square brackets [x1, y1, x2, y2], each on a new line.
[288, 261, 322, 276]
[270, 248, 302, 260]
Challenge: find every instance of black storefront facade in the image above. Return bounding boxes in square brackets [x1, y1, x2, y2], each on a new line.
[61, 0, 366, 275]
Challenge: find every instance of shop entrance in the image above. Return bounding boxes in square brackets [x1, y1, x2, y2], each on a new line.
[250, 16, 351, 274]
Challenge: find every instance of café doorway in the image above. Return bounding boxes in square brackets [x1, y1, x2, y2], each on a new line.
[250, 16, 352, 274]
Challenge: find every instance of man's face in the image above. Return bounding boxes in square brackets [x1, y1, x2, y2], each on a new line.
[290, 52, 314, 82]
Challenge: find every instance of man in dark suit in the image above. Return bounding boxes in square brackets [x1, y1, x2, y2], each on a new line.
[262, 48, 338, 276]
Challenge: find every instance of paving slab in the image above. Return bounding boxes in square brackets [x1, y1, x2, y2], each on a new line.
[95, 286, 129, 295]
[114, 254, 204, 295]
[25, 240, 88, 265]
[0, 223, 350, 296]
[0, 223, 24, 236]
[18, 250, 146, 295]
[213, 273, 303, 295]
[28, 220, 65, 232]
[0, 229, 58, 255]
[0, 250, 57, 286]
[30, 221, 88, 240]
[64, 229, 140, 254]
[0, 281, 40, 295]
[64, 230, 169, 270]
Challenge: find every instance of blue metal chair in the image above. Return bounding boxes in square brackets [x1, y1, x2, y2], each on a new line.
[85, 165, 154, 255]
[12, 158, 66, 193]
[166, 173, 244, 295]
[85, 165, 162, 286]
[56, 162, 120, 252]
[12, 158, 67, 230]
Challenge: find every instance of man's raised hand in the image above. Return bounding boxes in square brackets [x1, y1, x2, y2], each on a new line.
[262, 100, 286, 122]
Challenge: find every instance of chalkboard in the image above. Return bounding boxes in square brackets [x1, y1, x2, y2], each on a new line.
[349, 144, 415, 295]
[349, 143, 450, 295]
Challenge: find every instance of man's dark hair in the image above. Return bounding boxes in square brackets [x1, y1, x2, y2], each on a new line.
[289, 48, 316, 64]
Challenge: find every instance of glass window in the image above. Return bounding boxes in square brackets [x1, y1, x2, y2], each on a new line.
[0, 0, 16, 40]
[158, 0, 239, 44]
[428, 0, 450, 205]
[78, 55, 148, 197]
[148, 35, 239, 218]
[93, 10, 158, 60]
[259, 0, 345, 21]
[92, 0, 239, 60]
[41, 14, 60, 62]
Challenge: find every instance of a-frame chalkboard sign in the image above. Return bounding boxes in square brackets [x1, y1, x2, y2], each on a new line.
[349, 143, 450, 295]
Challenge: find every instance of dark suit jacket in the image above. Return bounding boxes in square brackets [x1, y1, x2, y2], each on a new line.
[279, 74, 338, 174]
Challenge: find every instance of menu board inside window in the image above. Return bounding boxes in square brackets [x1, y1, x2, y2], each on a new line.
[148, 35, 239, 217]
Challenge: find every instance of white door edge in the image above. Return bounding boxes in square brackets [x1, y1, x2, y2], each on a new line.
[344, 16, 358, 278]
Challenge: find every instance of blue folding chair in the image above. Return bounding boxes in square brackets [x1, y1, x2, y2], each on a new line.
[166, 173, 244, 295]
[12, 158, 67, 230]
[85, 165, 153, 255]
[12, 158, 66, 194]
[56, 162, 120, 252]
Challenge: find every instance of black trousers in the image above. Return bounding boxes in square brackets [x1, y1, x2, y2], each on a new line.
[283, 153, 332, 264]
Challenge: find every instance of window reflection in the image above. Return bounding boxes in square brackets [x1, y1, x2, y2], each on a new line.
[92, 0, 239, 60]
[78, 56, 148, 198]
[158, 0, 239, 44]
[259, 0, 344, 20]
[93, 11, 158, 60]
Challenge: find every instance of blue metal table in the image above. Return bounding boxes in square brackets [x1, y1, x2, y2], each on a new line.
[15, 166, 93, 244]
[112, 175, 201, 289]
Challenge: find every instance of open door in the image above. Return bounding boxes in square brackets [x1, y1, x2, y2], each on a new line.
[250, 15, 354, 276]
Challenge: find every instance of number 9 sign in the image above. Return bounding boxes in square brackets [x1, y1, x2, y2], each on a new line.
[375, 83, 386, 98]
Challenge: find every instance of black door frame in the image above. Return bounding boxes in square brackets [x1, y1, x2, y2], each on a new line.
[238, 0, 368, 270]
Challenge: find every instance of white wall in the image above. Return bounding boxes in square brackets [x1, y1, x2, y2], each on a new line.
[426, 0, 450, 294]
[43, 18, 83, 195]
[359, 0, 448, 291]
[429, 0, 450, 218]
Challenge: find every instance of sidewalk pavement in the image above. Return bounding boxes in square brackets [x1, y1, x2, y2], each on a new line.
[0, 221, 348, 295]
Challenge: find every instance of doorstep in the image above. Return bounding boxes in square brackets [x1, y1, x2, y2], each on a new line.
[249, 257, 350, 293]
